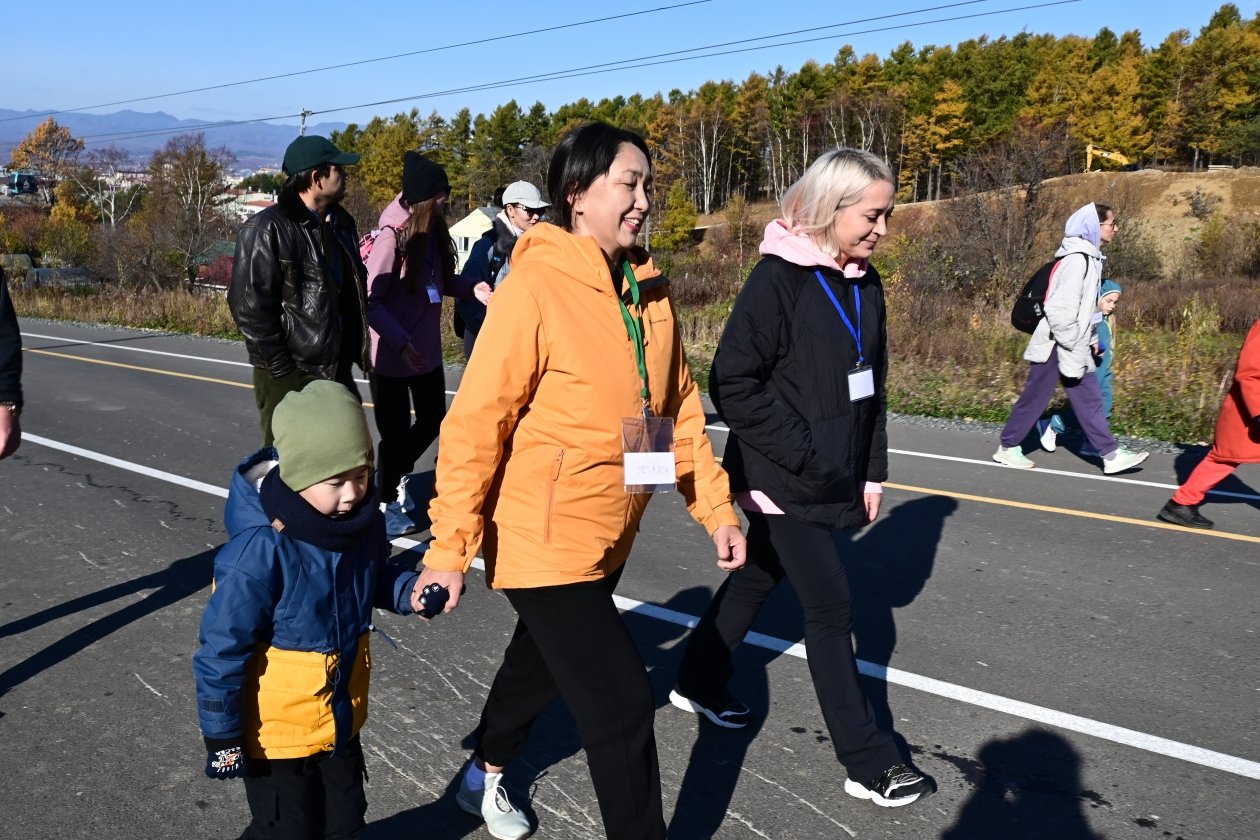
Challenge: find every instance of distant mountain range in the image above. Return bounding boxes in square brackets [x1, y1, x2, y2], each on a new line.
[0, 109, 348, 172]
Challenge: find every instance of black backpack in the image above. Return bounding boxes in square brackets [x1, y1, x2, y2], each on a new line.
[1010, 258, 1064, 334]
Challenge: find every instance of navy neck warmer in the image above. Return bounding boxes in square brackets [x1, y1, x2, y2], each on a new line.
[260, 467, 379, 552]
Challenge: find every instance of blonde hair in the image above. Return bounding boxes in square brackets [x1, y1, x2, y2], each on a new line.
[781, 149, 894, 258]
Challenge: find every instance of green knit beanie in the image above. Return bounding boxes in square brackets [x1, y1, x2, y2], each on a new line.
[273, 380, 374, 492]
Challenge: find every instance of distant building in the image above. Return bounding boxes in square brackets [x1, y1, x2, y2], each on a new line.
[221, 191, 277, 222]
[449, 206, 496, 271]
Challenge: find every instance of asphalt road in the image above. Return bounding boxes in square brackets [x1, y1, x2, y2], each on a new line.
[2, 322, 1257, 840]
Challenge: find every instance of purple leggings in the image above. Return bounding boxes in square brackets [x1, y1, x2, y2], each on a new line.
[1000, 347, 1118, 455]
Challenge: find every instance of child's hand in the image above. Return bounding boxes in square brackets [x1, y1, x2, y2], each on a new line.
[411, 568, 465, 616]
[204, 740, 247, 780]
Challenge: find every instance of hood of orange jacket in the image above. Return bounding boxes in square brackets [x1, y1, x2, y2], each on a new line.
[424, 223, 736, 588]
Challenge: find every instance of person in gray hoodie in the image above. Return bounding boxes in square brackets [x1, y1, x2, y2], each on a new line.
[994, 203, 1148, 474]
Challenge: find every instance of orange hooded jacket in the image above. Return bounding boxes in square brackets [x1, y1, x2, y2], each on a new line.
[423, 223, 738, 588]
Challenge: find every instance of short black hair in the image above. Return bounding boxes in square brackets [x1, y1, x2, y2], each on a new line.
[283, 163, 334, 195]
[546, 122, 651, 231]
[492, 185, 506, 208]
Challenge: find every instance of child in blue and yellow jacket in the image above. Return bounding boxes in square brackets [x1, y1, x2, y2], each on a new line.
[194, 379, 425, 837]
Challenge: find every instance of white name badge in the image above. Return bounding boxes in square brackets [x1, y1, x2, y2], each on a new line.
[426, 284, 442, 304]
[1090, 312, 1104, 325]
[622, 415, 676, 494]
[848, 365, 875, 402]
[624, 452, 677, 486]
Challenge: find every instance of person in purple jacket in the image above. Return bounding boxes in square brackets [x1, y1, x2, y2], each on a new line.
[364, 152, 492, 536]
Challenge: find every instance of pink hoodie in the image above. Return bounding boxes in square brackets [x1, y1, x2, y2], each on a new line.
[736, 220, 880, 515]
[758, 219, 869, 278]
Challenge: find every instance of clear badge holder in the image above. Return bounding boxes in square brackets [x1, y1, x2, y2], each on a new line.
[622, 416, 676, 494]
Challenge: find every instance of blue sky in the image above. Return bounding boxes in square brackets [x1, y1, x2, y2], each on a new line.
[2, 0, 1252, 130]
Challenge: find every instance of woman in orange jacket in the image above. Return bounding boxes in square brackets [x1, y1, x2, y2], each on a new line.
[1158, 317, 1260, 529]
[414, 122, 746, 840]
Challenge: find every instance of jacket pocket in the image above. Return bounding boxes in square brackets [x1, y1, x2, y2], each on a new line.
[798, 417, 854, 502]
[543, 448, 565, 545]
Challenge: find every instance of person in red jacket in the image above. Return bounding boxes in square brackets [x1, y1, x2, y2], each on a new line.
[1158, 317, 1260, 529]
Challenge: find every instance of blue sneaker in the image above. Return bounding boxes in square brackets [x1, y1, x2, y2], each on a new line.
[384, 501, 421, 538]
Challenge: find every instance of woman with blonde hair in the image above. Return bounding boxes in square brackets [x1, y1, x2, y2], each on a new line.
[364, 151, 491, 536]
[668, 148, 933, 808]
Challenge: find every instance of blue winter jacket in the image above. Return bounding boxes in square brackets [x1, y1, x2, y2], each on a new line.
[193, 448, 419, 758]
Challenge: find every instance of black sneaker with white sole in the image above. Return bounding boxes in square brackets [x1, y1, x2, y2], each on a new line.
[843, 763, 933, 807]
[668, 688, 753, 728]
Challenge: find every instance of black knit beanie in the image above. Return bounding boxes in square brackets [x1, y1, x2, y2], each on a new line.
[403, 151, 450, 204]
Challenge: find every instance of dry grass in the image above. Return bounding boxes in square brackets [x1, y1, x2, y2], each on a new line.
[13, 284, 238, 337]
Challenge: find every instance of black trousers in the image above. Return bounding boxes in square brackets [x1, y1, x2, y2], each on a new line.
[367, 367, 446, 503]
[240, 736, 367, 840]
[253, 364, 360, 447]
[675, 511, 901, 781]
[475, 568, 666, 840]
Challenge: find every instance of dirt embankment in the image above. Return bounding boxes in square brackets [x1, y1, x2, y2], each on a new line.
[697, 167, 1260, 269]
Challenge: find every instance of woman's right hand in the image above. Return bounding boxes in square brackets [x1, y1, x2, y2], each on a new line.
[412, 567, 465, 615]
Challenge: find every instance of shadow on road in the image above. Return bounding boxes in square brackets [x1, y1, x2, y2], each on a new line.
[841, 495, 957, 750]
[366, 771, 485, 839]
[940, 728, 1105, 840]
[1173, 446, 1260, 512]
[19, 332, 180, 353]
[0, 548, 215, 698]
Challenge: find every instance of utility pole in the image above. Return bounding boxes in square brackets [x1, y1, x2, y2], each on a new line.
[299, 110, 313, 136]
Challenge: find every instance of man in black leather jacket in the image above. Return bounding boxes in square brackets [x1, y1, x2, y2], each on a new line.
[228, 135, 371, 444]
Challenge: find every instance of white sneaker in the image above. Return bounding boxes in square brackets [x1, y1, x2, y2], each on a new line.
[456, 763, 532, 840]
[1036, 419, 1058, 452]
[1102, 448, 1149, 475]
[993, 445, 1035, 469]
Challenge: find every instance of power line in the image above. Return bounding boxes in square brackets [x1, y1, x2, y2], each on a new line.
[79, 0, 1079, 147]
[0, 1, 712, 125]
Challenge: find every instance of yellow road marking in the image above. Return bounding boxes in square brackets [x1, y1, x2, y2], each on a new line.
[884, 482, 1260, 544]
[710, 455, 1259, 544]
[27, 348, 250, 388]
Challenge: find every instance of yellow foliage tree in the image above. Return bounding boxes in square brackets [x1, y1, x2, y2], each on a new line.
[7, 117, 84, 204]
[1075, 56, 1153, 160]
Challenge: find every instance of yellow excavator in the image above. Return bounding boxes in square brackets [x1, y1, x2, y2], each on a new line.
[1085, 144, 1132, 172]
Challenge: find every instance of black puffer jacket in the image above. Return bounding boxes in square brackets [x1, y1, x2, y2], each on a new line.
[228, 189, 370, 379]
[0, 267, 21, 409]
[711, 254, 888, 531]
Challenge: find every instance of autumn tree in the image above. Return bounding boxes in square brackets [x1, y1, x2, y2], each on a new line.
[115, 134, 234, 288]
[652, 181, 698, 253]
[69, 146, 143, 229]
[7, 117, 85, 204]
[1076, 56, 1153, 162]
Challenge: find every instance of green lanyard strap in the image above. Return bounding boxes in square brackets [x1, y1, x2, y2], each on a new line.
[616, 261, 650, 417]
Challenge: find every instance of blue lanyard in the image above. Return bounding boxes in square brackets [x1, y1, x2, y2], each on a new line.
[814, 271, 864, 367]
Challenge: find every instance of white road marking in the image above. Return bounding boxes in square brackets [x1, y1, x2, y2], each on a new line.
[26, 328, 1256, 501]
[20, 331, 371, 385]
[20, 432, 1260, 781]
